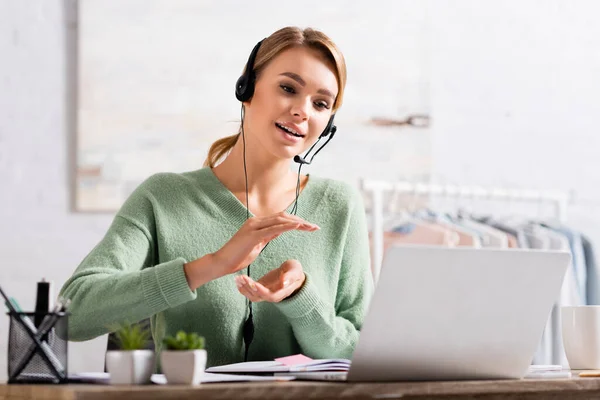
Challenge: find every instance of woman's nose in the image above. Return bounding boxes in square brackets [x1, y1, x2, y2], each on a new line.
[290, 99, 310, 120]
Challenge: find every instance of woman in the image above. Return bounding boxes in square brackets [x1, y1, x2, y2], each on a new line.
[60, 26, 373, 368]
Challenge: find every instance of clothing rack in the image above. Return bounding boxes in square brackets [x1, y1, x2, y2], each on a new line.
[360, 180, 571, 283]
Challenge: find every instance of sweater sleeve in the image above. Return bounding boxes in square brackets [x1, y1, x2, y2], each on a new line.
[274, 187, 374, 359]
[59, 177, 196, 341]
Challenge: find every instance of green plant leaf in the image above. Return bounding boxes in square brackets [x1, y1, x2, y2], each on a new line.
[162, 330, 205, 350]
[108, 322, 151, 351]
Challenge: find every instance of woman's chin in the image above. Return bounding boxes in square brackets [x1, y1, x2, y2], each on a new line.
[268, 141, 302, 161]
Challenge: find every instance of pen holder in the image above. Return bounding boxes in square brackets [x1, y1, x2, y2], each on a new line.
[7, 312, 69, 384]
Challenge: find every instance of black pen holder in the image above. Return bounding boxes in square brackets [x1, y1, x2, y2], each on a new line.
[7, 312, 69, 384]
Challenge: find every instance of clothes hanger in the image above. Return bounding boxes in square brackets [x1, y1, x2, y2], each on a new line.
[425, 184, 483, 248]
[380, 182, 459, 245]
[457, 187, 513, 248]
[384, 181, 432, 230]
[382, 182, 412, 232]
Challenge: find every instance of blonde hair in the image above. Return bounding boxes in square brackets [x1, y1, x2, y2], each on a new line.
[203, 26, 347, 168]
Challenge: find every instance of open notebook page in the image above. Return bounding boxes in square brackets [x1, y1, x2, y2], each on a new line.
[206, 358, 351, 374]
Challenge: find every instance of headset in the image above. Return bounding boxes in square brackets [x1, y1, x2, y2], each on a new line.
[235, 38, 337, 362]
[235, 39, 337, 151]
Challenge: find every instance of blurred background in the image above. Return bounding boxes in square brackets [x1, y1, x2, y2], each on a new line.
[2, 0, 600, 380]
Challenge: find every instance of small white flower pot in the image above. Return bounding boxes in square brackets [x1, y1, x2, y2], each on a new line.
[105, 350, 155, 385]
[161, 349, 207, 385]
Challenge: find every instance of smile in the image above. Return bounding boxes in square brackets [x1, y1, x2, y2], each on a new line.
[275, 122, 304, 138]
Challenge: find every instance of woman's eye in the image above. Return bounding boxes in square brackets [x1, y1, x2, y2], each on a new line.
[280, 83, 329, 109]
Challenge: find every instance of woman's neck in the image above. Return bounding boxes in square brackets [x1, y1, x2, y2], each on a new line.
[212, 138, 302, 201]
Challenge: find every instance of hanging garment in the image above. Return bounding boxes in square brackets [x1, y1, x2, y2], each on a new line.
[582, 234, 600, 305]
[474, 217, 529, 248]
[525, 224, 579, 367]
[506, 233, 519, 248]
[368, 220, 459, 271]
[544, 225, 587, 305]
[390, 221, 460, 245]
[417, 212, 482, 248]
[456, 218, 509, 248]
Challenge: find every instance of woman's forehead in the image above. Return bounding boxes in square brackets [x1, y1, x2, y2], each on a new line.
[261, 47, 339, 94]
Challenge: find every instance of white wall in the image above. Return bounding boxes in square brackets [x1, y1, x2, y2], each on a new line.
[429, 0, 600, 245]
[0, 0, 110, 381]
[75, 0, 432, 211]
[2, 0, 600, 382]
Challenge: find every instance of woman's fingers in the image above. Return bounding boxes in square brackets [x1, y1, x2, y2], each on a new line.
[251, 280, 276, 301]
[251, 212, 300, 227]
[252, 213, 319, 231]
[239, 275, 298, 303]
[255, 222, 303, 241]
[244, 277, 278, 302]
[235, 276, 262, 302]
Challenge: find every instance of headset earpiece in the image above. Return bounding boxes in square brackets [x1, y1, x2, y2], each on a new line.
[320, 115, 337, 138]
[235, 75, 251, 102]
[235, 40, 264, 102]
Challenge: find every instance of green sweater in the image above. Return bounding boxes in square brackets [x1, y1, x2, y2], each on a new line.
[59, 167, 373, 367]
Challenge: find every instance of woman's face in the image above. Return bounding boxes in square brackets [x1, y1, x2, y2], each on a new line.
[244, 46, 339, 161]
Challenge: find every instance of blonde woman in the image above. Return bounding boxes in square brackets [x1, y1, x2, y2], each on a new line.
[60, 26, 373, 368]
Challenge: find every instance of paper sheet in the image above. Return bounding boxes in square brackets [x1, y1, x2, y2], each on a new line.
[275, 354, 313, 366]
[69, 372, 295, 384]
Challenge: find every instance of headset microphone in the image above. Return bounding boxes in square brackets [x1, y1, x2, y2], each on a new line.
[293, 155, 309, 165]
[293, 125, 337, 166]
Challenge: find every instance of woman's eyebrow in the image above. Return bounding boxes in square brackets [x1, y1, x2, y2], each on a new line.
[279, 72, 335, 100]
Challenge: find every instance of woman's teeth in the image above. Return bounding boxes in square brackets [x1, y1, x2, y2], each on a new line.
[276, 123, 302, 137]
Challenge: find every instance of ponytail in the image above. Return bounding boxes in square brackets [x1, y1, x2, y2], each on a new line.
[203, 132, 240, 168]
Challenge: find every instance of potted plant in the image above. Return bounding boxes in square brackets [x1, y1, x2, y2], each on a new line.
[105, 322, 155, 385]
[161, 331, 207, 385]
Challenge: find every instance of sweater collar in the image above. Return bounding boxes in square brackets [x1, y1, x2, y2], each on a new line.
[200, 166, 315, 223]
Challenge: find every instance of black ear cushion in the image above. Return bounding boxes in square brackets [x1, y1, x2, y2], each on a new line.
[328, 125, 337, 138]
[320, 124, 337, 138]
[235, 40, 264, 103]
[320, 115, 336, 138]
[235, 75, 252, 102]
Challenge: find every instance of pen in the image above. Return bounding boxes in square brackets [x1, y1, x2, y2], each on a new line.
[35, 279, 51, 328]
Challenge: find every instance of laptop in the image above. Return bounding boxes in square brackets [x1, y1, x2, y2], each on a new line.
[283, 245, 570, 382]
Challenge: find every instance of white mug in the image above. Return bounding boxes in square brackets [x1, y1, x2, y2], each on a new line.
[561, 306, 600, 370]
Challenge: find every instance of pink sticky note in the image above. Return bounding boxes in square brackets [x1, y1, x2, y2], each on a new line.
[275, 354, 313, 366]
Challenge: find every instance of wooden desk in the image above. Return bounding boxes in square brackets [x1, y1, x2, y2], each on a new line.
[2, 378, 600, 400]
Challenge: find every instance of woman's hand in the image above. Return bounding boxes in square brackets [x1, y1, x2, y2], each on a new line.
[215, 213, 318, 275]
[235, 259, 306, 303]
[184, 212, 318, 290]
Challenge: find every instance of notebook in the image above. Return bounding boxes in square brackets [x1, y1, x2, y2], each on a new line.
[69, 372, 295, 384]
[206, 357, 350, 374]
